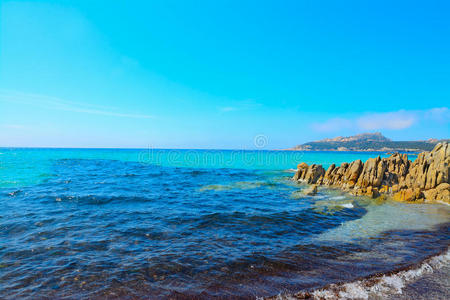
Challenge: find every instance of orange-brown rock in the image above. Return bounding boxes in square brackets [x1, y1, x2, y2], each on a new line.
[292, 142, 450, 203]
[347, 160, 363, 181]
[293, 164, 325, 184]
[356, 156, 386, 188]
[297, 162, 309, 169]
[393, 188, 415, 202]
[422, 183, 450, 202]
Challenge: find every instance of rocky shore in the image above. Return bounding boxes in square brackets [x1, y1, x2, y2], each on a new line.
[293, 142, 449, 203]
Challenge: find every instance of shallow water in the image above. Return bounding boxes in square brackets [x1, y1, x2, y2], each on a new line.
[0, 148, 447, 299]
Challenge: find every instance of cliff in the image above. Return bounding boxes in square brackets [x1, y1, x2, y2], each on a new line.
[293, 142, 450, 203]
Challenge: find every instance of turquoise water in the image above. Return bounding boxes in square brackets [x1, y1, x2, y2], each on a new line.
[1, 148, 447, 299]
[0, 148, 412, 188]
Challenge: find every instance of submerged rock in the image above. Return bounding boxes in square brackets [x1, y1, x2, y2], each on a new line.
[292, 142, 450, 203]
[303, 184, 318, 196]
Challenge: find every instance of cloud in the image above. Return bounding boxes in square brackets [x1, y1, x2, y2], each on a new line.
[2, 124, 27, 130]
[357, 110, 416, 130]
[311, 118, 353, 132]
[311, 108, 449, 133]
[424, 107, 450, 122]
[220, 106, 237, 112]
[0, 90, 155, 119]
[219, 99, 262, 113]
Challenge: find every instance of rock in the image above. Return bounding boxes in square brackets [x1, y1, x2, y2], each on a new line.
[391, 184, 400, 193]
[379, 185, 389, 193]
[422, 183, 450, 202]
[304, 184, 318, 195]
[404, 142, 449, 191]
[378, 194, 387, 201]
[364, 186, 380, 199]
[322, 164, 336, 185]
[292, 142, 450, 203]
[293, 163, 325, 184]
[356, 156, 386, 188]
[393, 188, 415, 202]
[345, 180, 356, 189]
[297, 162, 309, 169]
[344, 160, 363, 183]
[414, 188, 423, 200]
[436, 182, 450, 191]
[305, 164, 325, 184]
[423, 188, 438, 200]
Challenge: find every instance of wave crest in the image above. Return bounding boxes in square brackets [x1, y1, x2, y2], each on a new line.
[276, 247, 450, 300]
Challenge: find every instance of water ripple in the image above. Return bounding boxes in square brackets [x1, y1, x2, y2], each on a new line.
[0, 155, 448, 299]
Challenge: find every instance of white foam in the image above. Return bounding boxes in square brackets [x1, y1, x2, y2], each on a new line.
[339, 203, 354, 208]
[338, 282, 369, 299]
[309, 248, 450, 300]
[270, 249, 450, 300]
[330, 196, 346, 200]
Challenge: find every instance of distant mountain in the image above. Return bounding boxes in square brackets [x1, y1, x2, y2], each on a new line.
[288, 132, 448, 152]
[314, 132, 390, 143]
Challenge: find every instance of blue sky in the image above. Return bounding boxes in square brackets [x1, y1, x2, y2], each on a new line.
[1, 0, 449, 148]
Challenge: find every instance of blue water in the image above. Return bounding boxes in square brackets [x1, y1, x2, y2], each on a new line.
[0, 149, 448, 299]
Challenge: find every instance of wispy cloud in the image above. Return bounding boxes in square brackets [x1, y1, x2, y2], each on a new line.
[2, 124, 28, 130]
[220, 106, 237, 112]
[311, 118, 353, 132]
[357, 110, 416, 130]
[0, 90, 155, 119]
[312, 108, 449, 133]
[424, 107, 450, 122]
[219, 99, 262, 113]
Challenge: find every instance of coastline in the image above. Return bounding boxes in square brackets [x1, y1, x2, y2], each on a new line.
[272, 243, 450, 299]
[284, 133, 448, 154]
[280, 143, 450, 298]
[282, 149, 423, 154]
[292, 142, 450, 203]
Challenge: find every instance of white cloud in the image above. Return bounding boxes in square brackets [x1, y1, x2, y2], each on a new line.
[219, 99, 262, 113]
[424, 107, 450, 122]
[311, 108, 449, 133]
[311, 118, 353, 132]
[220, 106, 237, 112]
[0, 90, 155, 119]
[357, 110, 416, 130]
[2, 124, 27, 130]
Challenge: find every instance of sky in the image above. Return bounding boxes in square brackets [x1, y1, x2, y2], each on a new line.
[0, 0, 449, 149]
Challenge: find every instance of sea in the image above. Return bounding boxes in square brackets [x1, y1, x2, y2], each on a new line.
[0, 148, 448, 299]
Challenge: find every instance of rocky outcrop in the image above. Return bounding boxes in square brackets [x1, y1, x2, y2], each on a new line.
[293, 142, 450, 203]
[294, 163, 325, 184]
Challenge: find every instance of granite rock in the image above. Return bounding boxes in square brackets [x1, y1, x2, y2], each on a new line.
[292, 142, 450, 203]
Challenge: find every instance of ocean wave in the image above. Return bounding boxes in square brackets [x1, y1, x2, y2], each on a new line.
[7, 189, 22, 196]
[198, 181, 273, 192]
[46, 194, 158, 205]
[330, 196, 346, 200]
[276, 247, 450, 300]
